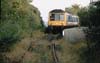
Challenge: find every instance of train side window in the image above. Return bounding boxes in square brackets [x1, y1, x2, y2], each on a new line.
[73, 17, 78, 22]
[68, 15, 73, 22]
[74, 17, 78, 22]
[76, 18, 79, 22]
[74, 17, 76, 22]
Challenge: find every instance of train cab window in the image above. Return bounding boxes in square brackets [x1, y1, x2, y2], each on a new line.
[60, 14, 64, 21]
[55, 14, 60, 20]
[50, 14, 55, 20]
[50, 13, 64, 21]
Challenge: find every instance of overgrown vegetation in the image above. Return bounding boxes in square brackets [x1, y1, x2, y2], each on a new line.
[1, 0, 100, 63]
[66, 1, 100, 63]
[78, 1, 100, 63]
[0, 1, 43, 62]
[78, 7, 89, 26]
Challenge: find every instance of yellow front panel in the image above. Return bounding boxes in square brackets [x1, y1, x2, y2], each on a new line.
[48, 21, 66, 26]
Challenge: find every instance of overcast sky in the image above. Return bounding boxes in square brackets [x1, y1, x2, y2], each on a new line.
[31, 0, 90, 26]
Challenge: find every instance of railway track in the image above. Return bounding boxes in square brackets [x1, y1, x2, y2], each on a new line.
[15, 27, 85, 63]
[51, 43, 59, 63]
[47, 33, 61, 63]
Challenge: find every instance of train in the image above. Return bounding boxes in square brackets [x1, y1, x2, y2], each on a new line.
[46, 9, 80, 34]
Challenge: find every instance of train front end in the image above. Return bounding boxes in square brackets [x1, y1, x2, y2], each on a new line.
[48, 9, 66, 34]
[48, 9, 66, 27]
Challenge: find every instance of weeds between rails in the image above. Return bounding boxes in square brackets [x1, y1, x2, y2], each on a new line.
[46, 33, 63, 63]
[11, 32, 62, 63]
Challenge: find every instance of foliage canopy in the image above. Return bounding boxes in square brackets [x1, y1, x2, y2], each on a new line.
[0, 0, 42, 52]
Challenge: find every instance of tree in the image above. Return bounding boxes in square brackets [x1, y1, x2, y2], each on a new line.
[78, 7, 89, 26]
[0, 0, 42, 52]
[78, 1, 100, 63]
[87, 1, 100, 45]
[65, 4, 80, 15]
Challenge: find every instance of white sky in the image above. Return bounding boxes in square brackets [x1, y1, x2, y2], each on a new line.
[31, 0, 90, 26]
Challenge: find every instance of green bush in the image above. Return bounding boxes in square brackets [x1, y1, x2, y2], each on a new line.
[0, 0, 43, 52]
[78, 1, 100, 63]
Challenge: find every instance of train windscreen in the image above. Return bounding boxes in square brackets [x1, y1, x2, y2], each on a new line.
[50, 13, 64, 21]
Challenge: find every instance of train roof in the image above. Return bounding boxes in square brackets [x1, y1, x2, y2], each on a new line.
[49, 9, 79, 17]
[50, 9, 65, 13]
[66, 12, 79, 17]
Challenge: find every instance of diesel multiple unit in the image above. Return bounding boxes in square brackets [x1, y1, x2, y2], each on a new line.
[47, 9, 79, 33]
